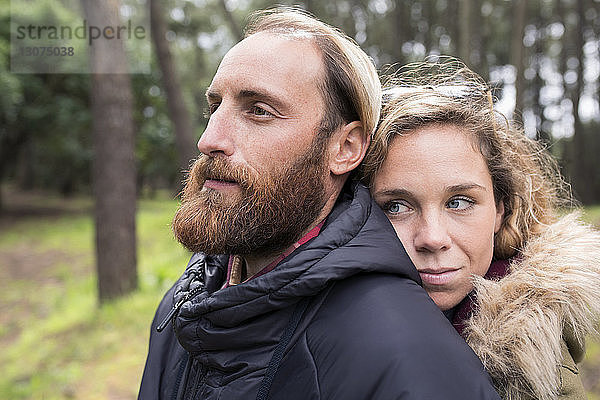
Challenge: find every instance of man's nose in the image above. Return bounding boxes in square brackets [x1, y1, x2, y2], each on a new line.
[197, 107, 235, 157]
[413, 213, 451, 253]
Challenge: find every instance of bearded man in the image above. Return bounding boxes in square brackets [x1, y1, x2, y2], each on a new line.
[138, 8, 501, 400]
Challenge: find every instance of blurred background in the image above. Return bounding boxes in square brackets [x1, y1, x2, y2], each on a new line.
[1, 0, 600, 398]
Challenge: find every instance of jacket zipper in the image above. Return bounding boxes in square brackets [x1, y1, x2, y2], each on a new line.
[156, 286, 204, 332]
[171, 352, 189, 400]
[193, 362, 209, 400]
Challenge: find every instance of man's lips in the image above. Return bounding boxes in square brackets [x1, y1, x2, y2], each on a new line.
[203, 178, 239, 190]
[417, 267, 461, 286]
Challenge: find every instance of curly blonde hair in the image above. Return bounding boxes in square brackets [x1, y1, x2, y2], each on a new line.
[360, 57, 572, 259]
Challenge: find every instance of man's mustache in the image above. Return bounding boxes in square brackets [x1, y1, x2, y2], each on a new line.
[188, 155, 253, 189]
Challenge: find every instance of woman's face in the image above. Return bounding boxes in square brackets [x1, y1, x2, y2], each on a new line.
[372, 123, 504, 311]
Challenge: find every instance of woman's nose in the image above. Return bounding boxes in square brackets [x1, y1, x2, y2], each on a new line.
[413, 213, 452, 253]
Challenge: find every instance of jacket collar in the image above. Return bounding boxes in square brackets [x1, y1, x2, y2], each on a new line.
[173, 180, 417, 329]
[463, 213, 600, 400]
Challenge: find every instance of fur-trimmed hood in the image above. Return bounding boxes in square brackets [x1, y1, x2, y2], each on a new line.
[465, 212, 600, 400]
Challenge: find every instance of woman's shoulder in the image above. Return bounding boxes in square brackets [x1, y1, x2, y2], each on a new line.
[464, 212, 600, 400]
[518, 212, 600, 275]
[558, 335, 587, 400]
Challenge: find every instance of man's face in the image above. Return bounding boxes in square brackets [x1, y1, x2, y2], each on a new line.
[173, 32, 332, 256]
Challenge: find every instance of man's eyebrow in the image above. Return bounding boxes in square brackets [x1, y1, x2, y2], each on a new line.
[237, 89, 287, 111]
[205, 89, 220, 101]
[204, 88, 290, 112]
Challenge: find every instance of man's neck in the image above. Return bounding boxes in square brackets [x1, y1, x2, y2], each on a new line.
[242, 218, 323, 277]
[243, 253, 280, 280]
[243, 181, 344, 278]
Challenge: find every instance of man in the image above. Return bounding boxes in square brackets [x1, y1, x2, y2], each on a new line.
[138, 8, 501, 400]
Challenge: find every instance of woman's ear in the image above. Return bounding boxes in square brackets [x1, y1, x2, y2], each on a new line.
[494, 200, 505, 233]
[328, 121, 370, 176]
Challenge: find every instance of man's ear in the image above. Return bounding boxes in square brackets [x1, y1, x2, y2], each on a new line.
[328, 121, 370, 176]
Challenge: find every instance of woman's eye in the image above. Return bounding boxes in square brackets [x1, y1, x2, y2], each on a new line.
[447, 198, 473, 210]
[386, 201, 409, 214]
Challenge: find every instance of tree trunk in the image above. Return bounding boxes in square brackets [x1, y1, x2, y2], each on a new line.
[422, 0, 434, 52]
[218, 0, 243, 42]
[510, 0, 527, 121]
[0, 99, 31, 211]
[572, 0, 590, 203]
[557, 0, 570, 123]
[304, 0, 314, 14]
[446, 0, 459, 56]
[16, 138, 35, 191]
[533, 15, 551, 145]
[82, 0, 137, 303]
[150, 0, 197, 182]
[458, 0, 472, 65]
[392, 2, 408, 64]
[193, 46, 208, 132]
[0, 127, 28, 212]
[472, 3, 489, 80]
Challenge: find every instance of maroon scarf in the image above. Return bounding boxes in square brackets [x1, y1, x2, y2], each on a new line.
[451, 259, 511, 337]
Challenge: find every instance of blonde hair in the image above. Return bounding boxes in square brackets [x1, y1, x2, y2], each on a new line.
[361, 57, 572, 259]
[245, 7, 381, 140]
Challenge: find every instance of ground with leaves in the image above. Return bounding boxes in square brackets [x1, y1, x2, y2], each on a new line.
[0, 189, 189, 399]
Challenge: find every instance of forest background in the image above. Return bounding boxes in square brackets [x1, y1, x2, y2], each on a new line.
[1, 0, 600, 398]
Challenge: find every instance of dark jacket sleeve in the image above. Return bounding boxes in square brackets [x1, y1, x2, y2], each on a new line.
[306, 273, 501, 400]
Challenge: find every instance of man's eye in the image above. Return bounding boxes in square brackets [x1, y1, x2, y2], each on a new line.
[386, 201, 409, 214]
[205, 103, 220, 118]
[250, 105, 274, 117]
[447, 197, 473, 210]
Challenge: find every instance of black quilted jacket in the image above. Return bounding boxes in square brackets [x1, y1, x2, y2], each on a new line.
[138, 182, 500, 400]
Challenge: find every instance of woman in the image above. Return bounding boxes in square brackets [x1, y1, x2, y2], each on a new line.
[360, 59, 600, 400]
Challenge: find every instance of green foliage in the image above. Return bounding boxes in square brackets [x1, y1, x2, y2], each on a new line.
[583, 341, 600, 397]
[0, 0, 191, 196]
[1, 0, 598, 203]
[561, 121, 600, 205]
[0, 195, 189, 399]
[133, 72, 181, 194]
[0, 0, 93, 193]
[583, 205, 600, 226]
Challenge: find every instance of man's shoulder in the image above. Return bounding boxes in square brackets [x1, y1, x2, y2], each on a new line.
[297, 273, 501, 400]
[304, 272, 485, 375]
[309, 272, 453, 345]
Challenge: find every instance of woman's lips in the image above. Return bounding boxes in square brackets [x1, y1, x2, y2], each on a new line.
[418, 268, 460, 286]
[203, 178, 239, 190]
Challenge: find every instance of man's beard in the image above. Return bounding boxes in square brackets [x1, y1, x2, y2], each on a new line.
[172, 135, 329, 258]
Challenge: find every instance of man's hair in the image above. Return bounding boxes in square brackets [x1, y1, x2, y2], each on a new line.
[361, 57, 573, 260]
[244, 7, 381, 140]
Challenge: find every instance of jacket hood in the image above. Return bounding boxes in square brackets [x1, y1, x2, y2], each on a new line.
[464, 212, 600, 400]
[172, 182, 418, 352]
